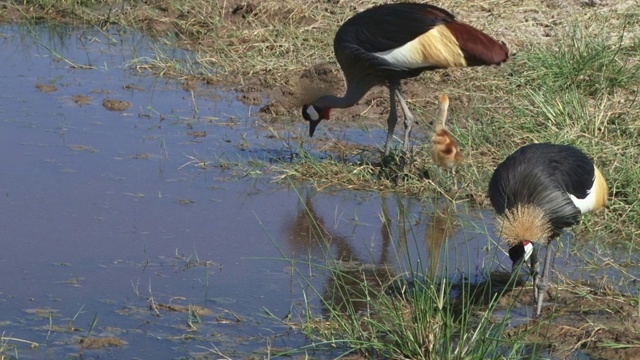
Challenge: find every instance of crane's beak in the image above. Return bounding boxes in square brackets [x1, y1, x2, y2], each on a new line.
[309, 119, 321, 137]
[511, 256, 524, 276]
[509, 241, 535, 276]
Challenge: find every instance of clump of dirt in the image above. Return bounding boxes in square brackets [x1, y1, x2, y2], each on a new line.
[68, 144, 97, 152]
[91, 89, 113, 95]
[123, 84, 145, 92]
[78, 337, 127, 349]
[182, 77, 198, 91]
[35, 83, 57, 93]
[102, 99, 132, 111]
[236, 92, 262, 106]
[71, 95, 91, 106]
[128, 153, 152, 159]
[186, 131, 207, 138]
[151, 303, 213, 316]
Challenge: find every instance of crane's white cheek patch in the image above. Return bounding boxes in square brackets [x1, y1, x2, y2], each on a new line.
[523, 241, 533, 262]
[306, 106, 320, 121]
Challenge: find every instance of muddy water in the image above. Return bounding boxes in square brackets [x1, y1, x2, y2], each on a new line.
[0, 24, 637, 359]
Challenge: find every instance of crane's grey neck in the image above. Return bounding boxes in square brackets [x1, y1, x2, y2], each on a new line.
[313, 77, 377, 109]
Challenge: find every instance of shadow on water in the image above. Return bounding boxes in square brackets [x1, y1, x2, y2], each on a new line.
[1, 23, 639, 359]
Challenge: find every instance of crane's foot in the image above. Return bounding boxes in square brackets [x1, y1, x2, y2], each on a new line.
[534, 280, 549, 318]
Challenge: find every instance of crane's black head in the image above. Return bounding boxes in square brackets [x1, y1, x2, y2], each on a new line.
[302, 104, 331, 137]
[509, 240, 534, 275]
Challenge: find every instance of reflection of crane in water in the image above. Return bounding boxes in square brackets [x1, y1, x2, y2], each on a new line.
[380, 193, 457, 280]
[379, 194, 515, 311]
[285, 191, 396, 315]
[424, 202, 457, 278]
[285, 191, 355, 262]
[286, 191, 461, 315]
[286, 190, 527, 319]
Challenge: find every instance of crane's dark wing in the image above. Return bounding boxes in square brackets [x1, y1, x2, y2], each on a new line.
[333, 3, 456, 80]
[334, 3, 508, 80]
[536, 144, 594, 200]
[489, 143, 592, 234]
[336, 3, 455, 53]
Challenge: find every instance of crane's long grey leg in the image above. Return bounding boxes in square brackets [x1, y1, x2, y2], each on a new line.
[384, 84, 399, 156]
[535, 242, 553, 317]
[394, 89, 414, 154]
[452, 168, 458, 191]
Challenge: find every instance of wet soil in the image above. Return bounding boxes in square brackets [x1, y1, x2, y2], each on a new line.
[501, 284, 640, 360]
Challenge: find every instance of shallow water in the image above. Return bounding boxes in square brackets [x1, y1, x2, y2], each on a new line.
[0, 24, 637, 359]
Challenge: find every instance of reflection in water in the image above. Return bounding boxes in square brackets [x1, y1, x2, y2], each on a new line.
[323, 262, 396, 316]
[380, 192, 408, 264]
[424, 202, 457, 278]
[281, 190, 528, 321]
[285, 190, 463, 315]
[285, 190, 396, 314]
[285, 190, 356, 262]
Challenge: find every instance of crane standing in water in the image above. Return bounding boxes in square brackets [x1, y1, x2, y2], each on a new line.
[489, 143, 608, 317]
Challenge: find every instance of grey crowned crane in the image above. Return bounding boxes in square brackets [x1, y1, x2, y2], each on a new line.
[301, 2, 509, 155]
[489, 143, 608, 317]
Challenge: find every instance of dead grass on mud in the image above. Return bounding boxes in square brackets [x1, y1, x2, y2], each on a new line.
[502, 279, 640, 360]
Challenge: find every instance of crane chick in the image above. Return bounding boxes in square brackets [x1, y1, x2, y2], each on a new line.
[431, 94, 463, 189]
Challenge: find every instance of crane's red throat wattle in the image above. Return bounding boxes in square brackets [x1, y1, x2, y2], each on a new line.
[302, 105, 331, 122]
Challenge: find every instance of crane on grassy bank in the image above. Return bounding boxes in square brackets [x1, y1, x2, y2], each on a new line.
[302, 2, 508, 155]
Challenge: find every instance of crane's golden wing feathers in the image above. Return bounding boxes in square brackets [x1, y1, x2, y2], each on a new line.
[413, 25, 467, 68]
[592, 165, 608, 210]
[376, 25, 466, 69]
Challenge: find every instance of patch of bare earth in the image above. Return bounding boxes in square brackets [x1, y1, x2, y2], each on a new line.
[500, 283, 640, 359]
[71, 94, 91, 106]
